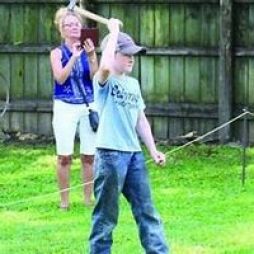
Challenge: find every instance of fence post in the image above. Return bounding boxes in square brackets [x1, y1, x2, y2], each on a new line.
[219, 0, 233, 143]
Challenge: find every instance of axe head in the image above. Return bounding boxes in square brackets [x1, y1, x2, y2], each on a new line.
[67, 0, 77, 11]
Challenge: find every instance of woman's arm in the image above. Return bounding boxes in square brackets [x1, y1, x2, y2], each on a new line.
[50, 42, 81, 85]
[83, 39, 98, 79]
[87, 51, 98, 79]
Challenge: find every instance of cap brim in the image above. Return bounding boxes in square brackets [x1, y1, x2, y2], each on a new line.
[120, 46, 146, 55]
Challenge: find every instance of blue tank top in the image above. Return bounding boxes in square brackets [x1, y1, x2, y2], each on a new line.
[53, 44, 94, 104]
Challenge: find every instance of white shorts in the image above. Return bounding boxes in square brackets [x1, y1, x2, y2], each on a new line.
[52, 100, 96, 156]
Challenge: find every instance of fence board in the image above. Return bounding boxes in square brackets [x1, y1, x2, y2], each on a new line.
[232, 120, 243, 144]
[168, 56, 185, 140]
[10, 112, 23, 132]
[121, 4, 140, 78]
[38, 5, 55, 43]
[169, 4, 184, 46]
[168, 117, 184, 139]
[11, 54, 24, 99]
[38, 113, 52, 135]
[184, 57, 200, 102]
[132, 55, 140, 80]
[199, 118, 218, 142]
[110, 4, 125, 24]
[249, 58, 254, 104]
[24, 55, 38, 98]
[154, 56, 170, 102]
[0, 4, 10, 43]
[155, 4, 169, 47]
[154, 116, 169, 140]
[24, 4, 38, 43]
[0, 55, 10, 98]
[0, 54, 10, 131]
[200, 57, 218, 103]
[1, 113, 10, 131]
[9, 54, 24, 133]
[38, 54, 52, 99]
[154, 5, 170, 139]
[24, 112, 38, 133]
[140, 4, 154, 46]
[235, 4, 249, 47]
[123, 4, 139, 40]
[201, 4, 219, 47]
[154, 5, 170, 100]
[185, 5, 201, 46]
[249, 4, 254, 46]
[234, 58, 249, 105]
[169, 56, 184, 102]
[140, 56, 155, 101]
[249, 121, 254, 143]
[139, 4, 155, 100]
[184, 118, 200, 135]
[10, 5, 24, 44]
[23, 56, 39, 134]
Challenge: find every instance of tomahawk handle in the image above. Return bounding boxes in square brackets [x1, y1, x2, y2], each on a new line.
[74, 6, 109, 25]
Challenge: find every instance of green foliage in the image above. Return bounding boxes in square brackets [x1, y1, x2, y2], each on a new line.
[0, 144, 254, 254]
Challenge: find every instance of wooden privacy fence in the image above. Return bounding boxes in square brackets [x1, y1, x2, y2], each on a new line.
[0, 0, 254, 144]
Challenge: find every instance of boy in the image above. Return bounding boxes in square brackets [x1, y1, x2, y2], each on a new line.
[89, 19, 169, 253]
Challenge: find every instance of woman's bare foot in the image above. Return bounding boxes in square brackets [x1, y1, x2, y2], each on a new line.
[59, 202, 69, 211]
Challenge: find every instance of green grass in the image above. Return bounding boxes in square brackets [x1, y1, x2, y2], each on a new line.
[0, 143, 254, 254]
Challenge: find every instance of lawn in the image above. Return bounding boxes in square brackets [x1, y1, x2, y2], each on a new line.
[0, 143, 254, 254]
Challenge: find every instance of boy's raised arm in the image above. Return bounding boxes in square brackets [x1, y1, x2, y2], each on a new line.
[97, 18, 121, 84]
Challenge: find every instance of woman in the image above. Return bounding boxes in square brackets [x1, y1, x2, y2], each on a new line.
[50, 7, 98, 209]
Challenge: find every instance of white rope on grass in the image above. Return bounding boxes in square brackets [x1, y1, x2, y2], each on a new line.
[0, 180, 94, 208]
[1, 110, 254, 209]
[146, 110, 251, 164]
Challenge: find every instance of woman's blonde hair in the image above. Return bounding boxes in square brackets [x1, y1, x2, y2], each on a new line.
[54, 7, 83, 35]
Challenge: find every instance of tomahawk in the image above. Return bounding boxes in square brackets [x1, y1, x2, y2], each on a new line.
[68, 0, 109, 25]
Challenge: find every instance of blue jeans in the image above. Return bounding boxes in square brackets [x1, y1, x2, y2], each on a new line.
[89, 149, 169, 254]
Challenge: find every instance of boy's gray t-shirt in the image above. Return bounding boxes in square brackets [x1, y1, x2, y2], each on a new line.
[94, 74, 145, 152]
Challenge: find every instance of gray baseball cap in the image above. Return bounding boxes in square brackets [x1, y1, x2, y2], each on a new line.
[101, 32, 146, 55]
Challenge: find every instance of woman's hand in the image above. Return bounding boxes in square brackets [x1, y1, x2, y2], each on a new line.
[71, 42, 83, 58]
[83, 38, 98, 77]
[82, 38, 96, 56]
